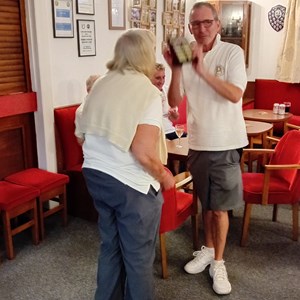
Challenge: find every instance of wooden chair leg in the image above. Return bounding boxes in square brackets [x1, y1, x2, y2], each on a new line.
[159, 233, 168, 279]
[61, 187, 68, 227]
[272, 204, 278, 222]
[240, 203, 252, 247]
[31, 201, 39, 245]
[38, 198, 45, 241]
[292, 203, 299, 241]
[2, 211, 15, 259]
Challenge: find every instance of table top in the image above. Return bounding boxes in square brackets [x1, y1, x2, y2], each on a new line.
[167, 121, 273, 158]
[245, 120, 273, 136]
[166, 137, 188, 160]
[243, 109, 293, 123]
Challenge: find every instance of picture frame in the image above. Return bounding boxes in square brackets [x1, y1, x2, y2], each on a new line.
[140, 6, 149, 25]
[131, 21, 141, 28]
[162, 12, 172, 26]
[132, 0, 141, 6]
[77, 19, 96, 56]
[130, 7, 141, 21]
[172, 0, 180, 11]
[179, 0, 186, 13]
[164, 0, 172, 12]
[141, 0, 149, 6]
[149, 10, 156, 23]
[164, 25, 173, 40]
[149, 0, 156, 9]
[108, 0, 125, 30]
[172, 10, 179, 28]
[76, 0, 95, 15]
[52, 0, 74, 38]
[149, 23, 156, 35]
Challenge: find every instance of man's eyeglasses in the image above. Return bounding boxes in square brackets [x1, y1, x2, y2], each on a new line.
[190, 19, 215, 29]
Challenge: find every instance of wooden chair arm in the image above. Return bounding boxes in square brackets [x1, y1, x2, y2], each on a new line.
[175, 171, 193, 189]
[240, 149, 275, 173]
[262, 164, 300, 205]
[266, 135, 280, 144]
[286, 123, 300, 131]
[264, 164, 300, 170]
[242, 148, 275, 154]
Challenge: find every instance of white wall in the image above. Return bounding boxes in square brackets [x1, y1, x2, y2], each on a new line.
[25, 0, 289, 170]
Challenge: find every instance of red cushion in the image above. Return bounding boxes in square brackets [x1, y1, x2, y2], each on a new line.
[243, 173, 294, 204]
[54, 105, 83, 170]
[288, 115, 300, 127]
[0, 181, 39, 210]
[5, 168, 69, 193]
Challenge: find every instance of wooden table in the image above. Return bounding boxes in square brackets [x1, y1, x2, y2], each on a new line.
[243, 109, 293, 133]
[245, 120, 273, 148]
[166, 137, 188, 161]
[166, 123, 273, 173]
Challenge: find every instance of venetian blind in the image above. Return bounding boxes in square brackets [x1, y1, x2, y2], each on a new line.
[0, 0, 31, 96]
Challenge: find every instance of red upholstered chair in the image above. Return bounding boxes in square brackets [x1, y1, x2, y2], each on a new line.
[159, 170, 199, 279]
[0, 181, 39, 259]
[240, 130, 300, 246]
[5, 168, 69, 240]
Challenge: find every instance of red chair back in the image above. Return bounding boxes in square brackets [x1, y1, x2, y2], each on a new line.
[270, 130, 300, 190]
[54, 104, 83, 171]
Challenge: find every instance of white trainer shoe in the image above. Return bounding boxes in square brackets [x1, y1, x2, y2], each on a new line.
[209, 260, 232, 295]
[184, 246, 214, 274]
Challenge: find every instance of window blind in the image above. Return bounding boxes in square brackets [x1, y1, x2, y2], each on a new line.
[0, 0, 31, 96]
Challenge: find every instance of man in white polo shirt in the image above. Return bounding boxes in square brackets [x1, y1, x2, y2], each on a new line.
[164, 1, 248, 295]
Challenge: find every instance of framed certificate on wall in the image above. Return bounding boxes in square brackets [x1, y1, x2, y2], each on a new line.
[52, 0, 74, 38]
[108, 0, 125, 30]
[77, 19, 96, 56]
[76, 0, 95, 15]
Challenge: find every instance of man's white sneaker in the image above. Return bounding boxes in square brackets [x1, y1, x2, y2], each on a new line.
[209, 260, 232, 295]
[184, 246, 214, 274]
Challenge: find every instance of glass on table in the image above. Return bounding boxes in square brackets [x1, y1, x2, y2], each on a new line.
[175, 124, 185, 148]
[283, 101, 291, 113]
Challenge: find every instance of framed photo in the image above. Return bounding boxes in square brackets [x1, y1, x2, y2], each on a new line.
[164, 25, 173, 40]
[52, 0, 74, 38]
[165, 0, 172, 12]
[132, 0, 141, 6]
[179, 13, 185, 27]
[141, 0, 149, 6]
[108, 0, 125, 30]
[162, 12, 172, 26]
[149, 10, 156, 23]
[76, 0, 95, 15]
[173, 10, 179, 28]
[131, 21, 141, 28]
[149, 23, 156, 35]
[179, 0, 186, 13]
[149, 0, 156, 9]
[130, 7, 141, 21]
[179, 26, 184, 37]
[77, 19, 96, 56]
[140, 6, 149, 25]
[172, 0, 180, 11]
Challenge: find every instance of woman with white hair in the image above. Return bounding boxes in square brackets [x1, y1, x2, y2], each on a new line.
[76, 29, 175, 300]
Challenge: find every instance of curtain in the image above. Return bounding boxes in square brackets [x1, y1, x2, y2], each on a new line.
[276, 0, 300, 83]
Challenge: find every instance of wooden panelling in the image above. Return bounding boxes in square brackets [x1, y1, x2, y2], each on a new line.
[0, 113, 38, 179]
[0, 92, 37, 118]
